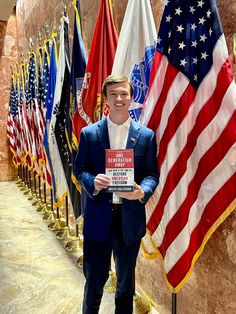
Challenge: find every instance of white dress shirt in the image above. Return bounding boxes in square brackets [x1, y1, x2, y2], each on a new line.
[107, 115, 131, 204]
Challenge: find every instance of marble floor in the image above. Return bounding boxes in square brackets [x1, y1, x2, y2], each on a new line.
[0, 181, 114, 314]
[0, 181, 158, 314]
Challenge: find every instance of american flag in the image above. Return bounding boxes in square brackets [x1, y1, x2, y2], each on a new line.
[37, 44, 51, 187]
[7, 73, 18, 166]
[141, 0, 236, 291]
[26, 52, 41, 174]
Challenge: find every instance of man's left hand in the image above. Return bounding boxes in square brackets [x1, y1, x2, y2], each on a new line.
[115, 182, 144, 200]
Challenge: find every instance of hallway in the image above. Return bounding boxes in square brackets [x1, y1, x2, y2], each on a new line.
[0, 181, 114, 313]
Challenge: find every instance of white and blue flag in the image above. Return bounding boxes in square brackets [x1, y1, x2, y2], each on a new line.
[112, 0, 156, 121]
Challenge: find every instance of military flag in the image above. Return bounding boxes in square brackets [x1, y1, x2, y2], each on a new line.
[72, 0, 118, 143]
[67, 0, 87, 219]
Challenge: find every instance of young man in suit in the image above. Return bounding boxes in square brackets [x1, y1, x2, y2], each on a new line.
[74, 74, 159, 314]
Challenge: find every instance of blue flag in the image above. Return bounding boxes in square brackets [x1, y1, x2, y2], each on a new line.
[44, 33, 58, 204]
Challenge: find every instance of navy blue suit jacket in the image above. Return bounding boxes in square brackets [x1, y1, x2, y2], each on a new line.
[74, 118, 159, 244]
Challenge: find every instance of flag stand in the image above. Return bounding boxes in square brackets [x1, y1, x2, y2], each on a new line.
[48, 206, 66, 231]
[65, 223, 82, 253]
[172, 293, 177, 314]
[56, 195, 72, 240]
[38, 182, 50, 215]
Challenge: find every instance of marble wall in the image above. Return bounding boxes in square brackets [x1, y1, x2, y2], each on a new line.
[0, 0, 235, 313]
[0, 12, 18, 181]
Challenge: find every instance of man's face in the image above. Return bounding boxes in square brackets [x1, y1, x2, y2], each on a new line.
[104, 81, 132, 119]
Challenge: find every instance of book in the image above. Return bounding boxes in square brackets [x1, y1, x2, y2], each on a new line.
[105, 149, 134, 192]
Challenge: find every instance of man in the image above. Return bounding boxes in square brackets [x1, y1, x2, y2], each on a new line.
[74, 74, 159, 314]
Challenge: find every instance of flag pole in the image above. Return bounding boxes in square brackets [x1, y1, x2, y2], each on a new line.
[23, 164, 30, 194]
[43, 188, 55, 222]
[16, 164, 22, 186]
[36, 175, 45, 213]
[172, 293, 177, 314]
[31, 170, 38, 204]
[20, 164, 26, 191]
[28, 169, 37, 201]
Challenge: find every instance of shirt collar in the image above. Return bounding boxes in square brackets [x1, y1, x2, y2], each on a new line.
[107, 115, 131, 128]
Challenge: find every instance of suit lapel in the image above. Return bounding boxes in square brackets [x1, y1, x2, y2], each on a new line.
[96, 118, 110, 149]
[126, 120, 141, 149]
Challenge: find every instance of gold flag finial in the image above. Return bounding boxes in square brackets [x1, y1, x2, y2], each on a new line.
[29, 37, 34, 52]
[16, 63, 19, 73]
[63, 2, 67, 16]
[20, 52, 25, 63]
[44, 23, 49, 39]
[233, 33, 236, 64]
[53, 24, 57, 32]
[10, 65, 14, 75]
[37, 31, 42, 45]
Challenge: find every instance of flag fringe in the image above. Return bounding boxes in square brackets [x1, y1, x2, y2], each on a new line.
[46, 186, 53, 193]
[53, 191, 68, 208]
[71, 173, 81, 192]
[141, 198, 236, 293]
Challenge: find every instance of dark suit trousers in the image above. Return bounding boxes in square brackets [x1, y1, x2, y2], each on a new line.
[82, 208, 141, 314]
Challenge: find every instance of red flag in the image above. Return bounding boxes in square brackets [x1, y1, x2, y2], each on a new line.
[72, 0, 118, 145]
[141, 0, 236, 292]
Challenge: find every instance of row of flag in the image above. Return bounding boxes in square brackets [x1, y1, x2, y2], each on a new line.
[7, 0, 236, 293]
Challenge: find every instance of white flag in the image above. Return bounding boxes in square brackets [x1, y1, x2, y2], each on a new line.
[112, 0, 156, 121]
[48, 15, 70, 207]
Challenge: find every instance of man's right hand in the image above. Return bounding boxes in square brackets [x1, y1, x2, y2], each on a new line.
[94, 174, 110, 191]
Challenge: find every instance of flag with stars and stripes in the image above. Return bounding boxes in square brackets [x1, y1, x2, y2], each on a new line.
[27, 52, 41, 175]
[141, 0, 236, 292]
[37, 43, 51, 188]
[18, 63, 31, 167]
[112, 0, 156, 122]
[7, 73, 19, 166]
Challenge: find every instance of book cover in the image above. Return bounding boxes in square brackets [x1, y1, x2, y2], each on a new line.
[105, 149, 134, 192]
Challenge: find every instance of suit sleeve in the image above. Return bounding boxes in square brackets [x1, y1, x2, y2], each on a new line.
[73, 128, 96, 199]
[140, 131, 159, 203]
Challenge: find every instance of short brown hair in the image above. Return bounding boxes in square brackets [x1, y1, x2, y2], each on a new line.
[102, 74, 134, 97]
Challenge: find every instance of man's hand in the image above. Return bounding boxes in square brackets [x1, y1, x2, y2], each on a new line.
[94, 174, 110, 191]
[115, 182, 145, 200]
